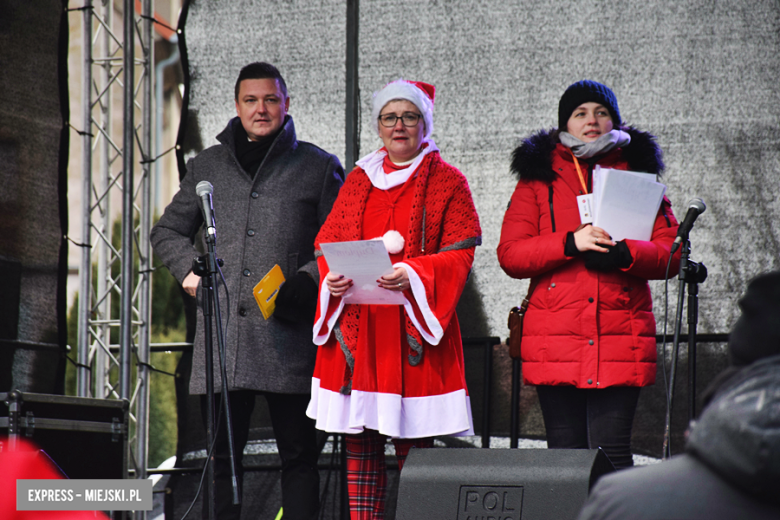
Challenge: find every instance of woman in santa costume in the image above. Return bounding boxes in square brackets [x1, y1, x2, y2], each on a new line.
[307, 79, 481, 518]
[497, 80, 681, 469]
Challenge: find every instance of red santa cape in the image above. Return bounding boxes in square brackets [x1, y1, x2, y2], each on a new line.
[306, 146, 481, 438]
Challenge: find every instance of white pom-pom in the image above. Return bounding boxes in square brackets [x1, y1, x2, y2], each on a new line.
[381, 230, 405, 254]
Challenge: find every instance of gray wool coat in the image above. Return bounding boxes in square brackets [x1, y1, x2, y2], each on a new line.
[151, 116, 344, 395]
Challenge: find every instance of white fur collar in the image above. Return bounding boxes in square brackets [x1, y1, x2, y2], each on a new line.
[356, 140, 439, 190]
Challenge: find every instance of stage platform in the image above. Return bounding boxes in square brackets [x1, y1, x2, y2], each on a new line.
[148, 436, 660, 520]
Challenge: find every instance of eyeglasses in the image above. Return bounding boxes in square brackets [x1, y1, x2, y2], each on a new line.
[378, 112, 422, 128]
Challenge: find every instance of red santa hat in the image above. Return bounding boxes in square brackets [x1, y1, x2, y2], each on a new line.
[372, 79, 436, 140]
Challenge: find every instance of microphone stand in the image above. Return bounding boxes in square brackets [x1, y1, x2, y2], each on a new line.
[684, 256, 707, 422]
[193, 225, 241, 519]
[662, 238, 707, 459]
[192, 255, 217, 520]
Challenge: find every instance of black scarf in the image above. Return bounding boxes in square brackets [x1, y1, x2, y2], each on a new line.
[234, 121, 283, 178]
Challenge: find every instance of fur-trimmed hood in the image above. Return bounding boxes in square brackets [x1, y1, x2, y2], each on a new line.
[686, 355, 780, 505]
[510, 127, 664, 183]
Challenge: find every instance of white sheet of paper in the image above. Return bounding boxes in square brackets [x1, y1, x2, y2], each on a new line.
[592, 167, 666, 241]
[320, 240, 405, 305]
[592, 167, 660, 227]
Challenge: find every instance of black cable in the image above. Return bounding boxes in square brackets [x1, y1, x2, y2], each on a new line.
[64, 235, 91, 248]
[662, 245, 690, 459]
[190, 238, 235, 515]
[660, 251, 674, 457]
[138, 13, 177, 34]
[133, 127, 147, 167]
[65, 355, 92, 371]
[176, 256, 252, 518]
[174, 0, 192, 181]
[128, 335, 178, 377]
[661, 256, 674, 409]
[140, 144, 178, 165]
[67, 121, 94, 137]
[211, 249, 241, 508]
[216, 259, 230, 340]
[179, 398, 224, 520]
[135, 359, 176, 378]
[177, 282, 229, 520]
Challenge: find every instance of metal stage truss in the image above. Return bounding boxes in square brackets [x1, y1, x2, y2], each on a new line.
[74, 0, 157, 511]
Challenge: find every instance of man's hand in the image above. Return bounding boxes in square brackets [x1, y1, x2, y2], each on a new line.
[182, 271, 200, 298]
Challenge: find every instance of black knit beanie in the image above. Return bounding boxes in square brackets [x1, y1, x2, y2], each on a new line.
[728, 271, 780, 366]
[558, 80, 622, 131]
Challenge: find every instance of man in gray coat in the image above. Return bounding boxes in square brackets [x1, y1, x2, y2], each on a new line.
[151, 62, 344, 519]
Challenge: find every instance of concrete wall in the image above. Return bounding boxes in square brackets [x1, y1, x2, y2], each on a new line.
[181, 0, 780, 454]
[185, 0, 780, 337]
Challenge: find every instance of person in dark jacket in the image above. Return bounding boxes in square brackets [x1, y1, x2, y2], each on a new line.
[151, 62, 344, 519]
[497, 80, 680, 469]
[576, 271, 780, 520]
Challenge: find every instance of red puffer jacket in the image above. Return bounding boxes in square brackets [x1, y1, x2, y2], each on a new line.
[497, 128, 680, 389]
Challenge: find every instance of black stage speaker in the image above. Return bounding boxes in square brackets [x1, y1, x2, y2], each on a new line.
[396, 448, 614, 520]
[0, 391, 128, 480]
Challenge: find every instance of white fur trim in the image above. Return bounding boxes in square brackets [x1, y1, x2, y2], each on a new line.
[312, 280, 345, 345]
[395, 262, 444, 345]
[372, 79, 434, 139]
[306, 378, 474, 438]
[356, 140, 439, 190]
[382, 230, 404, 254]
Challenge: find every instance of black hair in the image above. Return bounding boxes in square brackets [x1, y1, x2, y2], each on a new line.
[234, 62, 288, 100]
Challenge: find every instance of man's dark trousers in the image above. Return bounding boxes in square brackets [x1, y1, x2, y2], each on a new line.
[202, 390, 320, 519]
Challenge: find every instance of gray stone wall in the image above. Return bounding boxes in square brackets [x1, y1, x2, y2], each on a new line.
[186, 0, 780, 338]
[183, 0, 780, 454]
[184, 0, 346, 160]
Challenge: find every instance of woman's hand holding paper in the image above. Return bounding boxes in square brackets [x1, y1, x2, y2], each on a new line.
[378, 267, 409, 292]
[325, 272, 352, 297]
[574, 224, 615, 253]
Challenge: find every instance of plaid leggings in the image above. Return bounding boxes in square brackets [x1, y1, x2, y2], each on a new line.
[345, 429, 434, 520]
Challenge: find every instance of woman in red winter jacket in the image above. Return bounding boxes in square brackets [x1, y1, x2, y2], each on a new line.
[497, 80, 680, 469]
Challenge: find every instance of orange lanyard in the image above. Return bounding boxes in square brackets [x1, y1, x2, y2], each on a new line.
[570, 149, 589, 194]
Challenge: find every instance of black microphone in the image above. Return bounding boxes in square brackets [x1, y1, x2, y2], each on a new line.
[196, 180, 216, 241]
[670, 198, 706, 253]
